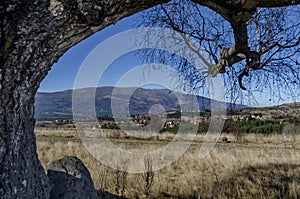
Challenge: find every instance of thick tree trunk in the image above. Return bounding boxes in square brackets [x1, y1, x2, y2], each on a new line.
[0, 2, 51, 198]
[0, 87, 51, 198]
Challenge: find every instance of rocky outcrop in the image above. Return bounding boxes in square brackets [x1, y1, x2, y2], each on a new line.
[46, 156, 98, 199]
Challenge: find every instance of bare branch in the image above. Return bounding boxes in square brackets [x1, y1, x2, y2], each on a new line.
[138, 0, 300, 98]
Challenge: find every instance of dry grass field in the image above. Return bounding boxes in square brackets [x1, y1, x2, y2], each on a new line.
[36, 127, 300, 198]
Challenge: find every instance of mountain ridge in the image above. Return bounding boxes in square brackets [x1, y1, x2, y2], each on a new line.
[35, 86, 247, 120]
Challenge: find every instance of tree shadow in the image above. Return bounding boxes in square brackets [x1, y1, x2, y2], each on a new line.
[213, 163, 300, 198]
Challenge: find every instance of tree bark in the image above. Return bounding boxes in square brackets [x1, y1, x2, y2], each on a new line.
[0, 88, 52, 198]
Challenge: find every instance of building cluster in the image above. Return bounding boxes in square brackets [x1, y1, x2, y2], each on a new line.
[230, 114, 263, 122]
[52, 119, 73, 125]
[163, 119, 181, 129]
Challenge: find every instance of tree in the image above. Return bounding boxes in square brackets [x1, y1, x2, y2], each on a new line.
[0, 0, 299, 197]
[0, 0, 168, 197]
[138, 0, 300, 103]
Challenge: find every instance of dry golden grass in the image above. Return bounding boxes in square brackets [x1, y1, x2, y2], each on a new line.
[36, 127, 300, 198]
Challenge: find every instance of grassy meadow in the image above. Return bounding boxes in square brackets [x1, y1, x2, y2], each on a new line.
[36, 126, 300, 198]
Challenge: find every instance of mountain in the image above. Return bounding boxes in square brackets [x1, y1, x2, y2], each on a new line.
[34, 86, 247, 121]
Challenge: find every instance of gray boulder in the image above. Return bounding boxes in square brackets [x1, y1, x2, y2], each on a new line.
[46, 156, 98, 199]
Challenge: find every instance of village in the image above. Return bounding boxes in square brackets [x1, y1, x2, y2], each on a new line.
[35, 109, 282, 131]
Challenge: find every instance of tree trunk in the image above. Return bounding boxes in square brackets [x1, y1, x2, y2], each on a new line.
[0, 2, 51, 197]
[0, 87, 51, 198]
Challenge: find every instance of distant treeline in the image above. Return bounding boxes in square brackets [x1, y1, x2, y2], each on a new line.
[161, 120, 300, 135]
[101, 119, 297, 135]
[222, 120, 284, 134]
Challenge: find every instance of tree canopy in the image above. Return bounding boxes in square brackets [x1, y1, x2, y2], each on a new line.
[138, 0, 300, 104]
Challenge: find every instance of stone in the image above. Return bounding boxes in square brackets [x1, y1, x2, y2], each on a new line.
[46, 156, 98, 199]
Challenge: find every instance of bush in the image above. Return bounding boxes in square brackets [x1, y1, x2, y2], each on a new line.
[101, 123, 120, 130]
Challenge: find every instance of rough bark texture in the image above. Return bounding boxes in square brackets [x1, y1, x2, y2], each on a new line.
[0, 0, 299, 198]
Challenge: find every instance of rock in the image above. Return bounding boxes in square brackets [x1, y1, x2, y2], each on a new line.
[46, 156, 98, 199]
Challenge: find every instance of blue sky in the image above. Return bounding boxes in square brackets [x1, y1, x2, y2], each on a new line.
[39, 14, 140, 92]
[38, 11, 299, 107]
[39, 13, 206, 93]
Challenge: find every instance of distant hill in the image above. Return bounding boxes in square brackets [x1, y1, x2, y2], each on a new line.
[35, 86, 248, 121]
[240, 102, 300, 121]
